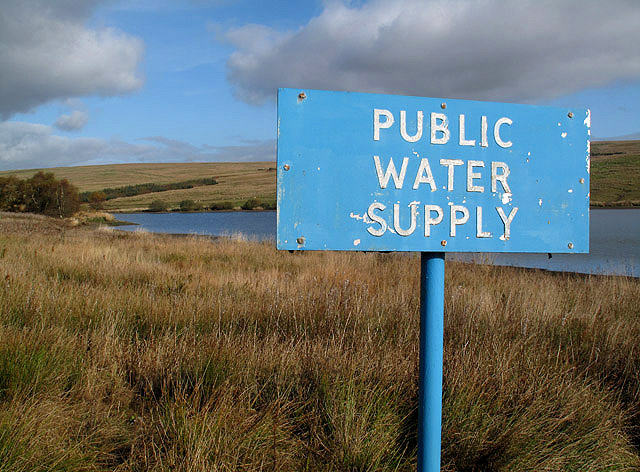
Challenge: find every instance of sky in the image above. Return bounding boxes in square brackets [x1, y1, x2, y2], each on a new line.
[1, 0, 639, 171]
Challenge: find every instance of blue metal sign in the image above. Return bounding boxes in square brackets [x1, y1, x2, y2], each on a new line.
[277, 88, 590, 253]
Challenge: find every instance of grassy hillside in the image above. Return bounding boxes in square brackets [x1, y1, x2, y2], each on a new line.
[0, 213, 639, 470]
[590, 140, 640, 206]
[1, 140, 638, 209]
[0, 162, 274, 193]
[0, 162, 277, 211]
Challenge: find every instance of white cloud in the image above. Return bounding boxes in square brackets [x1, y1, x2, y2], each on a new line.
[0, 122, 105, 170]
[0, 0, 144, 119]
[0, 121, 275, 171]
[55, 111, 90, 132]
[225, 0, 640, 104]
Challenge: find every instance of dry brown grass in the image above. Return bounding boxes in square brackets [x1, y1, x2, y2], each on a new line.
[0, 213, 639, 470]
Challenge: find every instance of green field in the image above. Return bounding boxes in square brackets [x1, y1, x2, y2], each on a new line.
[0, 212, 639, 470]
[1, 140, 638, 210]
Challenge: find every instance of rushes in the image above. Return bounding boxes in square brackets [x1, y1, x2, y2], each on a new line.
[0, 215, 639, 470]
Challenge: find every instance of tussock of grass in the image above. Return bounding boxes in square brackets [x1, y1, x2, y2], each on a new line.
[0, 213, 639, 470]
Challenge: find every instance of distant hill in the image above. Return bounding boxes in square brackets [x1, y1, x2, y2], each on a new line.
[593, 133, 640, 141]
[0, 162, 276, 211]
[1, 140, 638, 210]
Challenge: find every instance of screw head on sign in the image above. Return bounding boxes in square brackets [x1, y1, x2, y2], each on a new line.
[579, 178, 584, 184]
[296, 237, 305, 245]
[298, 92, 306, 100]
[283, 164, 290, 171]
[568, 242, 574, 249]
[568, 111, 573, 118]
[440, 240, 447, 247]
[441, 103, 446, 109]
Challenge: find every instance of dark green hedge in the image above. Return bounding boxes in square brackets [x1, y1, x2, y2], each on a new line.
[79, 178, 218, 202]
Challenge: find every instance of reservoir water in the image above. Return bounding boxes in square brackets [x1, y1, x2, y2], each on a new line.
[115, 210, 277, 241]
[115, 209, 640, 277]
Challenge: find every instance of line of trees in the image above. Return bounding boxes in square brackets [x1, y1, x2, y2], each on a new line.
[79, 178, 218, 203]
[0, 172, 80, 217]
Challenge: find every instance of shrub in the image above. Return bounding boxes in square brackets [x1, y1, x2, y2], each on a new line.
[0, 175, 27, 212]
[209, 201, 234, 211]
[261, 200, 276, 210]
[241, 198, 260, 210]
[179, 200, 197, 212]
[149, 199, 168, 212]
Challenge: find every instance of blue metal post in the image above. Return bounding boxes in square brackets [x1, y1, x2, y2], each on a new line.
[418, 252, 445, 472]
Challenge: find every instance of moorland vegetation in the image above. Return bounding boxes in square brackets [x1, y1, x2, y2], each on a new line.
[0, 213, 638, 470]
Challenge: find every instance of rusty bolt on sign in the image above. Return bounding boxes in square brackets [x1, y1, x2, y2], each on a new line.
[568, 111, 574, 118]
[298, 92, 306, 100]
[283, 164, 290, 171]
[296, 237, 305, 245]
[440, 240, 447, 247]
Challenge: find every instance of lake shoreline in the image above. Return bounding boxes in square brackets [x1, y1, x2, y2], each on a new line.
[111, 208, 640, 278]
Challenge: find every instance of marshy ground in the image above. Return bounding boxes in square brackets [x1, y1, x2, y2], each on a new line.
[0, 212, 639, 471]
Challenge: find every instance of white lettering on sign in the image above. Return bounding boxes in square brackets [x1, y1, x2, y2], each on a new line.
[467, 160, 484, 192]
[476, 207, 492, 238]
[394, 202, 418, 236]
[491, 162, 511, 193]
[372, 109, 513, 148]
[366, 108, 518, 242]
[365, 203, 517, 241]
[481, 116, 489, 147]
[440, 159, 464, 191]
[459, 114, 476, 146]
[373, 155, 408, 189]
[430, 113, 450, 144]
[373, 109, 394, 141]
[366, 202, 387, 236]
[373, 156, 512, 195]
[424, 205, 443, 236]
[450, 205, 470, 237]
[494, 117, 513, 148]
[400, 110, 423, 142]
[496, 206, 518, 240]
[413, 159, 437, 192]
